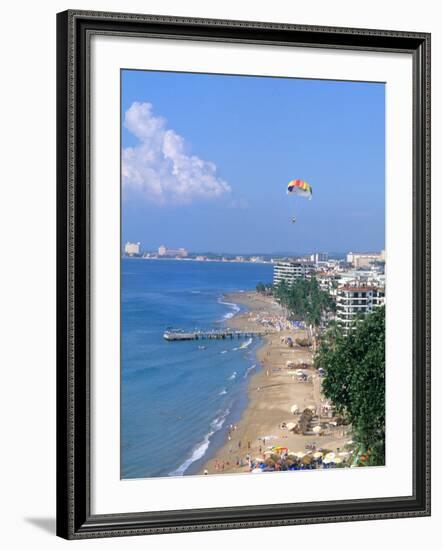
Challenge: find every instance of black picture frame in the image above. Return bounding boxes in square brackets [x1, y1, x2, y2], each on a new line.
[56, 9, 431, 540]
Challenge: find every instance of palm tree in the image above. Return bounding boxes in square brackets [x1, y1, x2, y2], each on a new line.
[273, 276, 335, 348]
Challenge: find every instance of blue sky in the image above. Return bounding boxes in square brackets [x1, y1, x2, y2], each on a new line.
[121, 69, 385, 254]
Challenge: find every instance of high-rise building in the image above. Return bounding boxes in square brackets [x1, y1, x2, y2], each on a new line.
[309, 252, 329, 264]
[273, 262, 314, 286]
[336, 284, 385, 331]
[124, 241, 141, 256]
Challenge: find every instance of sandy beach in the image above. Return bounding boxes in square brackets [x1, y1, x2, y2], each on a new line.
[200, 291, 352, 475]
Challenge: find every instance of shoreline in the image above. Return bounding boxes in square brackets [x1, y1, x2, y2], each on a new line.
[199, 290, 352, 475]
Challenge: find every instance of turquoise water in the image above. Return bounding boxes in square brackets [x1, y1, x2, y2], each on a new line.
[121, 258, 273, 478]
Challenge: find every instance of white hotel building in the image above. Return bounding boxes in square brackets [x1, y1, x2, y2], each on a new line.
[124, 241, 141, 256]
[273, 262, 314, 286]
[336, 285, 385, 331]
[158, 245, 188, 258]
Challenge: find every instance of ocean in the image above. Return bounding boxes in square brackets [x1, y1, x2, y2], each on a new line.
[121, 258, 273, 479]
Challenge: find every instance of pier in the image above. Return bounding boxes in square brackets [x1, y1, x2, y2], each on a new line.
[163, 329, 270, 341]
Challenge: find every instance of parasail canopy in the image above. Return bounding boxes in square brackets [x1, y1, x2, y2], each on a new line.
[287, 179, 313, 199]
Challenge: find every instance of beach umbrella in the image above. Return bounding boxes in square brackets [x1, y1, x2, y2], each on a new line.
[290, 404, 299, 414]
[312, 425, 322, 434]
[286, 422, 296, 431]
[325, 452, 336, 460]
[294, 451, 306, 459]
[313, 451, 323, 459]
[272, 446, 288, 453]
[334, 457, 343, 464]
[322, 457, 333, 465]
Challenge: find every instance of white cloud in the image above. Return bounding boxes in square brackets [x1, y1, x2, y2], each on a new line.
[122, 102, 231, 204]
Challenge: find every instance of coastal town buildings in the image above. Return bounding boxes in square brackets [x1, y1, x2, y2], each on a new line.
[158, 245, 188, 258]
[315, 272, 341, 292]
[271, 251, 386, 331]
[124, 241, 141, 256]
[336, 268, 385, 288]
[346, 250, 385, 268]
[309, 252, 329, 264]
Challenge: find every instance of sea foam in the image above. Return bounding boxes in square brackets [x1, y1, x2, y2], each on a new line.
[218, 297, 241, 320]
[170, 408, 230, 476]
[239, 337, 253, 350]
[244, 364, 257, 379]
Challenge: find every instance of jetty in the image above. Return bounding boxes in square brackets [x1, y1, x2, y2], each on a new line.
[163, 329, 270, 341]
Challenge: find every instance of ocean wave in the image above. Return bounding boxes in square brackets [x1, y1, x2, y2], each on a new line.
[244, 364, 257, 379]
[218, 297, 241, 320]
[220, 350, 228, 354]
[169, 408, 230, 476]
[239, 337, 253, 350]
[223, 312, 235, 320]
[210, 409, 230, 431]
[219, 389, 227, 395]
[228, 371, 237, 381]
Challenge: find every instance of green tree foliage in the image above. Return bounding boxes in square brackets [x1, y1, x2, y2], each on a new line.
[273, 277, 335, 327]
[316, 306, 385, 465]
[256, 282, 266, 293]
[256, 282, 273, 295]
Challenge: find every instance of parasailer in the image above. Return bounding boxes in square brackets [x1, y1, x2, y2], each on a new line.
[287, 179, 312, 223]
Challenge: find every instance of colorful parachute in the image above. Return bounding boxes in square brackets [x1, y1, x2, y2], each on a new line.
[286, 179, 312, 223]
[287, 179, 313, 199]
